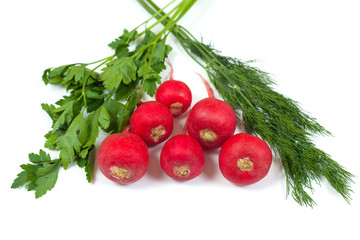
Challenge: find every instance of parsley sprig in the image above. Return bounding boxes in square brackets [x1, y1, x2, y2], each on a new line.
[11, 0, 195, 198]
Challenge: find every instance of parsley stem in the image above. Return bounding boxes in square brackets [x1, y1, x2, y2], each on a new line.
[84, 55, 115, 66]
[80, 55, 115, 111]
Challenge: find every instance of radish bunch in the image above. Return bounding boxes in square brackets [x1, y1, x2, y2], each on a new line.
[97, 64, 273, 186]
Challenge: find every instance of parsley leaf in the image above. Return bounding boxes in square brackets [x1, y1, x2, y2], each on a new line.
[98, 106, 111, 129]
[55, 114, 84, 169]
[142, 78, 158, 96]
[100, 57, 137, 90]
[151, 39, 167, 64]
[83, 107, 105, 147]
[29, 149, 51, 163]
[103, 98, 125, 133]
[117, 90, 142, 132]
[11, 150, 61, 198]
[85, 147, 95, 183]
[114, 80, 139, 101]
[63, 65, 86, 82]
[109, 29, 138, 58]
[11, 164, 42, 190]
[34, 160, 61, 198]
[51, 100, 75, 132]
[85, 89, 104, 113]
[138, 63, 162, 96]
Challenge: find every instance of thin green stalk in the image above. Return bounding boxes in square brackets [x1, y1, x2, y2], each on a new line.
[80, 56, 114, 110]
[138, 0, 181, 36]
[134, 0, 196, 60]
[135, 0, 176, 31]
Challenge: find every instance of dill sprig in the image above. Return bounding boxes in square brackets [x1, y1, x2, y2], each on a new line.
[138, 0, 355, 207]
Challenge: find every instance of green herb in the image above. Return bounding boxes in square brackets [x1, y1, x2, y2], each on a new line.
[11, 0, 196, 197]
[137, 0, 354, 207]
[11, 150, 61, 198]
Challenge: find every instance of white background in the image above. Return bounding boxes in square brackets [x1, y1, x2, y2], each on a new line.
[1, 0, 359, 239]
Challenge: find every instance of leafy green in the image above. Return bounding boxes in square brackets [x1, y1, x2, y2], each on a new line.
[29, 149, 51, 164]
[103, 98, 125, 133]
[11, 150, 61, 198]
[83, 106, 110, 148]
[85, 148, 95, 183]
[100, 57, 138, 90]
[34, 161, 61, 198]
[151, 39, 172, 64]
[109, 29, 138, 58]
[56, 114, 84, 169]
[63, 65, 86, 82]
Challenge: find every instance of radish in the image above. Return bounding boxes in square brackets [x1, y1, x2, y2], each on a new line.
[97, 130, 149, 185]
[186, 73, 237, 149]
[219, 133, 272, 185]
[130, 101, 173, 146]
[160, 118, 205, 181]
[155, 61, 192, 116]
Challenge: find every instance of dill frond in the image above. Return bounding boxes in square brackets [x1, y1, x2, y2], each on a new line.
[138, 0, 355, 207]
[178, 33, 354, 207]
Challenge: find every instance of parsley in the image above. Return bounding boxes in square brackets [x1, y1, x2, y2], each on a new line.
[11, 0, 189, 197]
[11, 150, 61, 198]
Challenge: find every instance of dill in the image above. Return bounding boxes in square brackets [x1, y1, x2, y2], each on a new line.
[138, 0, 355, 207]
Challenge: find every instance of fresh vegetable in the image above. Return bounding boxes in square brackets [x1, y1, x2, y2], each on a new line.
[130, 101, 174, 146]
[138, 0, 354, 207]
[186, 73, 236, 149]
[160, 117, 205, 181]
[155, 61, 192, 115]
[11, 150, 62, 198]
[160, 134, 204, 181]
[219, 133, 272, 185]
[97, 131, 149, 184]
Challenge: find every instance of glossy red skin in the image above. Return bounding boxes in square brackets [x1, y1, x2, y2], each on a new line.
[130, 101, 173, 146]
[160, 134, 205, 181]
[219, 133, 272, 185]
[186, 98, 237, 149]
[97, 133, 149, 184]
[155, 80, 192, 116]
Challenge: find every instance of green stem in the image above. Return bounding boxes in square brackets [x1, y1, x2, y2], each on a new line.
[133, 0, 195, 60]
[138, 0, 181, 36]
[80, 55, 115, 111]
[84, 55, 115, 66]
[135, 0, 176, 31]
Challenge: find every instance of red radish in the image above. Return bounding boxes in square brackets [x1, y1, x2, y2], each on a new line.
[186, 74, 237, 149]
[97, 132, 149, 184]
[130, 101, 173, 146]
[155, 61, 192, 116]
[219, 133, 272, 185]
[160, 118, 205, 181]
